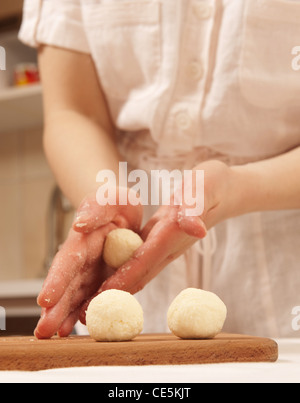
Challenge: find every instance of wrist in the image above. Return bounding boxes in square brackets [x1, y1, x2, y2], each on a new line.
[196, 160, 244, 228]
[229, 163, 264, 217]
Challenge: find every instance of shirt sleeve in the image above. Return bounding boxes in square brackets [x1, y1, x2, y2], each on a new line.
[18, 0, 90, 54]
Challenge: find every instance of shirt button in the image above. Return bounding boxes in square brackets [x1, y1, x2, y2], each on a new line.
[175, 111, 192, 131]
[189, 61, 204, 81]
[193, 3, 213, 20]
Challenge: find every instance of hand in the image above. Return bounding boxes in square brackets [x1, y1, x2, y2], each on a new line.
[34, 188, 143, 339]
[96, 160, 235, 297]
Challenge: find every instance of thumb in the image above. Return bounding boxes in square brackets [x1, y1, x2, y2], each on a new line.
[73, 197, 126, 233]
[73, 187, 143, 234]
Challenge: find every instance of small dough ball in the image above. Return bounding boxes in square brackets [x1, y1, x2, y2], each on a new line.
[103, 228, 143, 269]
[167, 288, 227, 339]
[86, 289, 144, 342]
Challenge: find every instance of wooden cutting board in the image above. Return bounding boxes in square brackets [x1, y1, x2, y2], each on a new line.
[0, 333, 278, 371]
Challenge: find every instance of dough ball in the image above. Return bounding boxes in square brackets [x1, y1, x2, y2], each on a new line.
[167, 288, 227, 339]
[103, 228, 144, 269]
[86, 289, 144, 342]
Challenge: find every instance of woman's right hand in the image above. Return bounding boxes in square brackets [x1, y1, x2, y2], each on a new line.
[34, 187, 143, 339]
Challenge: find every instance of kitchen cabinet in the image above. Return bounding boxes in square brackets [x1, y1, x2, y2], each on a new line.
[0, 84, 43, 133]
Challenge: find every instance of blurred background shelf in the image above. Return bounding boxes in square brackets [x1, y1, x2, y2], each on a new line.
[0, 278, 44, 300]
[0, 23, 43, 134]
[0, 84, 43, 133]
[0, 83, 41, 101]
[0, 279, 43, 336]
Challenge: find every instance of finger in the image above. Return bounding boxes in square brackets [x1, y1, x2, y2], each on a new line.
[79, 303, 88, 325]
[141, 205, 177, 240]
[34, 304, 64, 339]
[35, 237, 116, 339]
[73, 199, 124, 232]
[177, 211, 207, 239]
[99, 220, 194, 295]
[125, 235, 196, 295]
[37, 230, 87, 308]
[38, 224, 114, 309]
[73, 188, 143, 234]
[141, 215, 160, 240]
[35, 281, 82, 339]
[35, 265, 102, 339]
[57, 309, 82, 338]
[77, 263, 118, 325]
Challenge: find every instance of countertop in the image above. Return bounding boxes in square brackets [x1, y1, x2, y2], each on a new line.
[0, 338, 299, 383]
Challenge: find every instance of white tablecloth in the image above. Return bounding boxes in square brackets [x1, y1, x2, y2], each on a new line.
[0, 339, 299, 383]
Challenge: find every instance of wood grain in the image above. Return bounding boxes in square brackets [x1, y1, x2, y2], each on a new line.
[0, 333, 278, 371]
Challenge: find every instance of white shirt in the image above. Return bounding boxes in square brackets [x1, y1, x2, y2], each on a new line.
[19, 0, 300, 338]
[19, 0, 300, 162]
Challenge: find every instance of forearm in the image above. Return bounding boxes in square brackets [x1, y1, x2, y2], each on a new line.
[38, 46, 121, 208]
[231, 146, 300, 217]
[44, 110, 120, 208]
